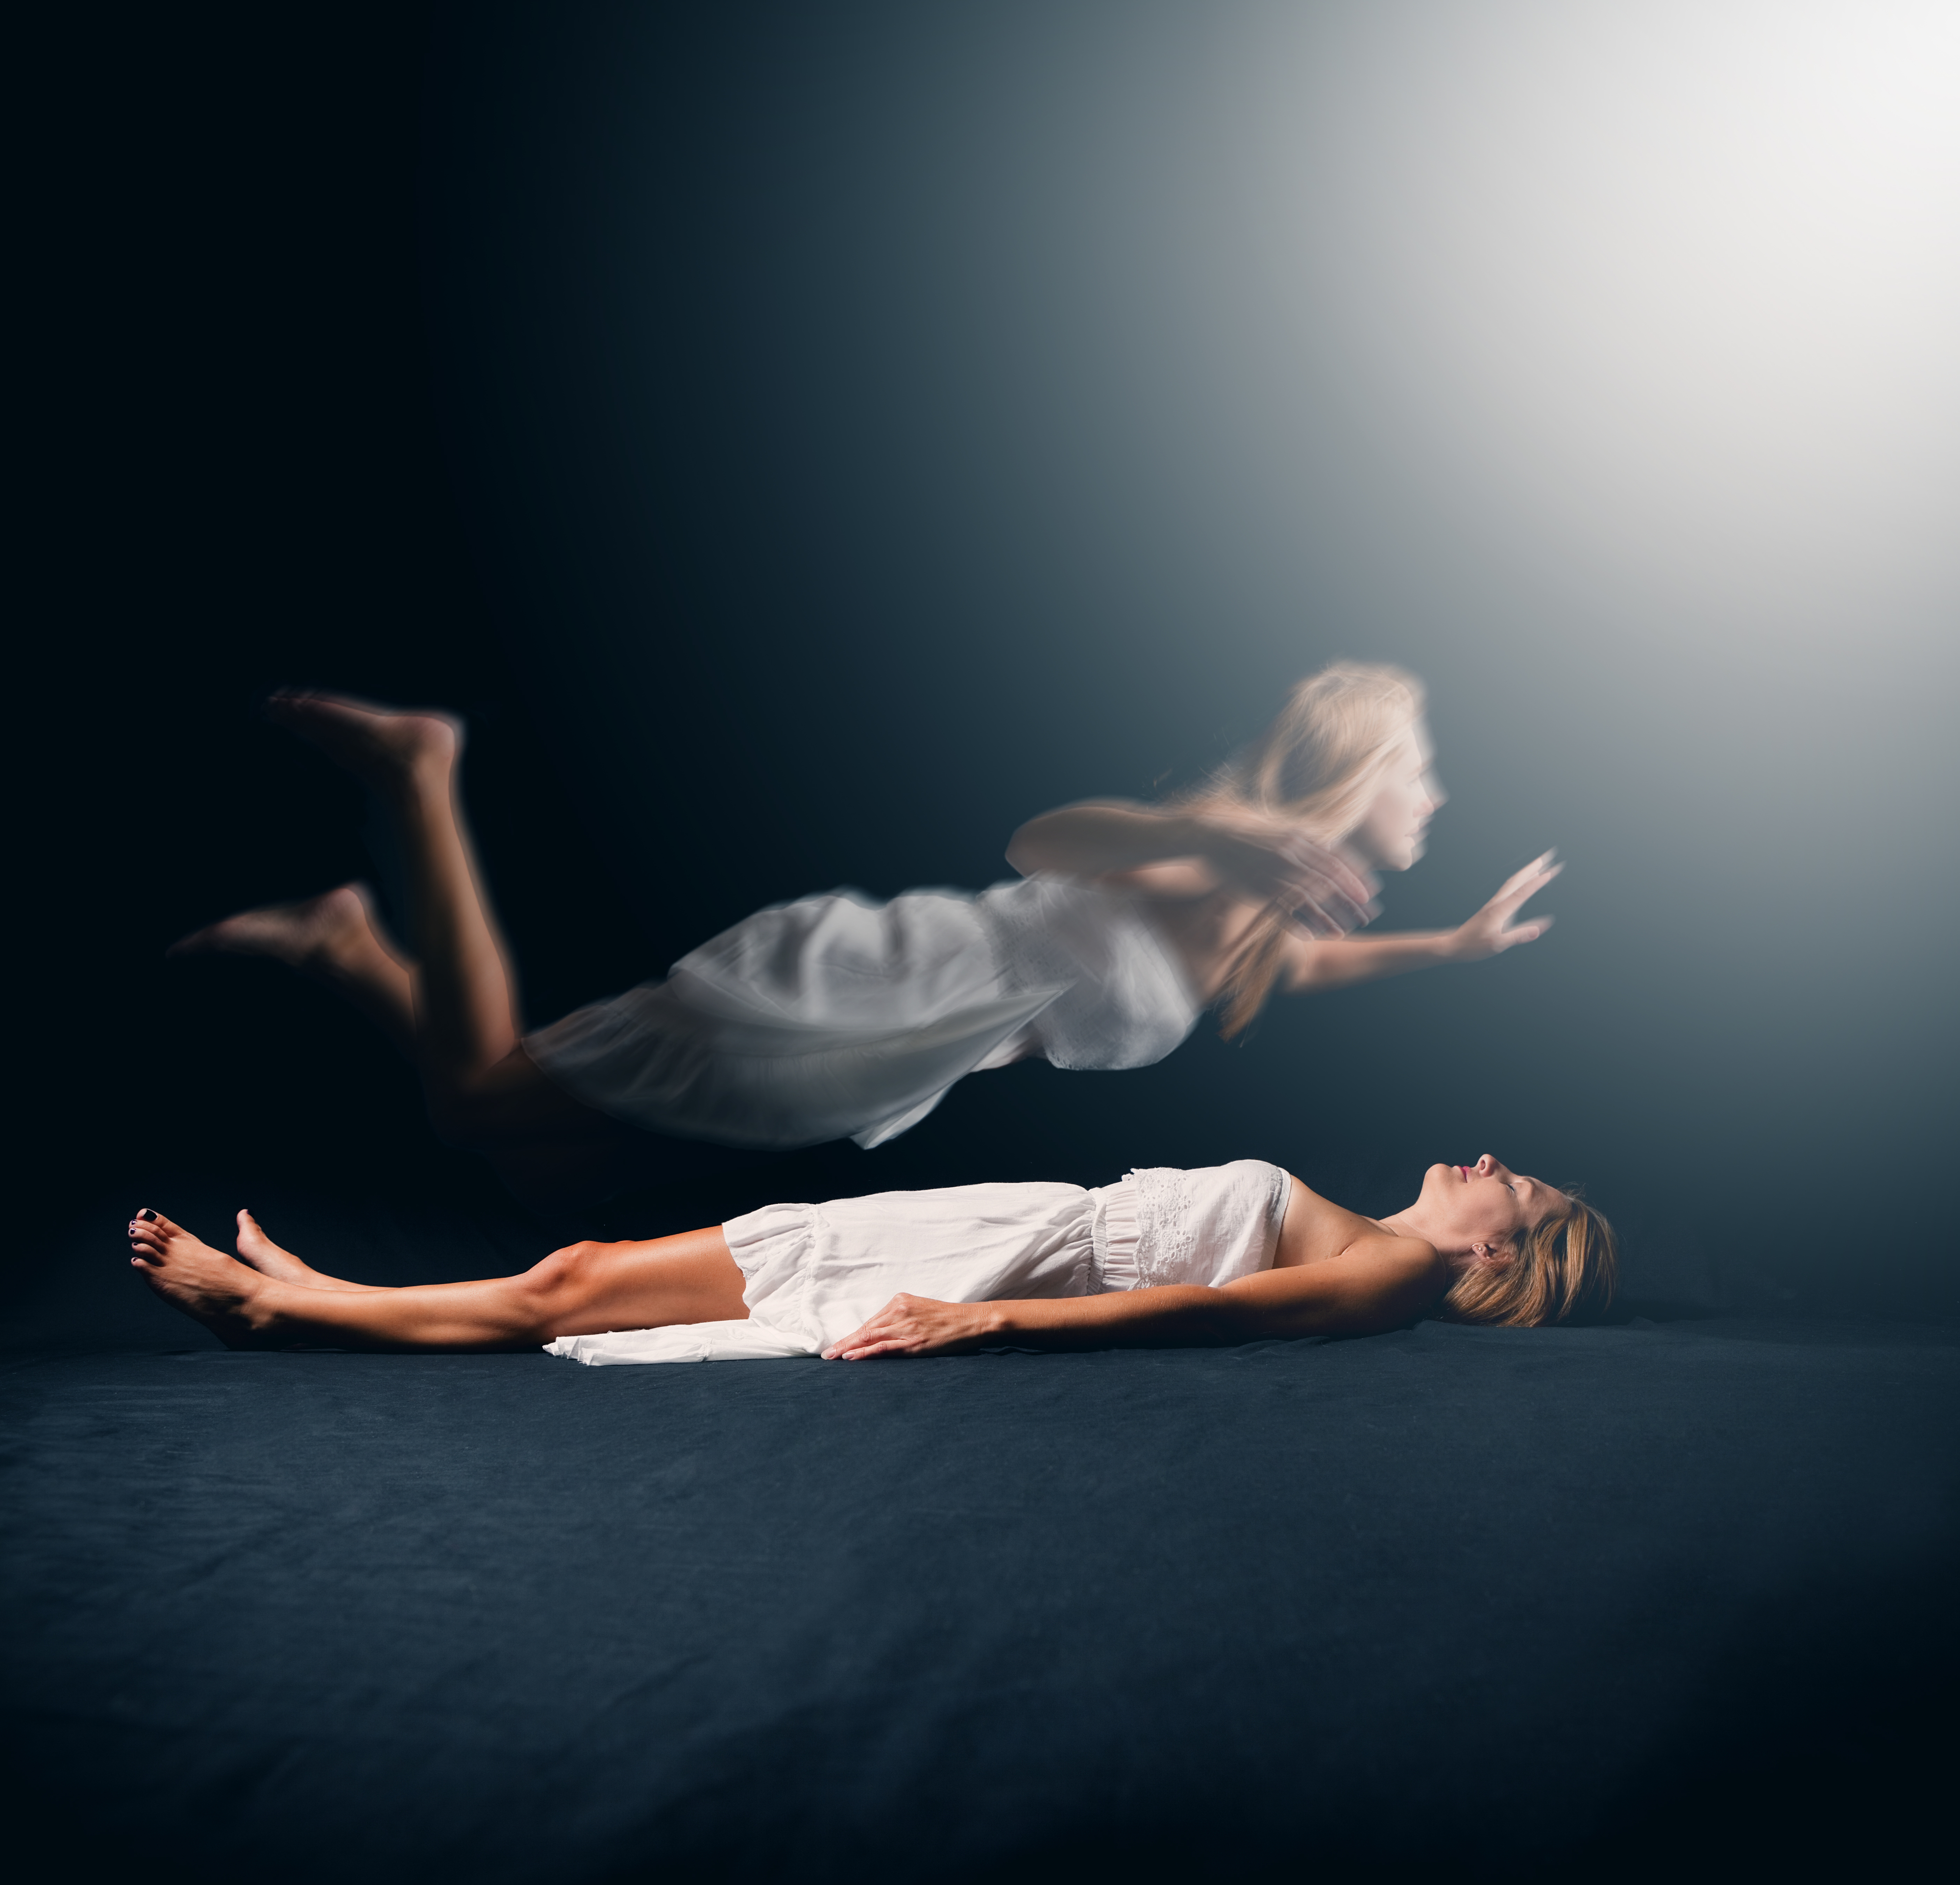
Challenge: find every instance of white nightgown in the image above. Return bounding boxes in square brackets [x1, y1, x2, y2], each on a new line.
[524, 874, 1201, 1151]
[545, 1160, 1292, 1365]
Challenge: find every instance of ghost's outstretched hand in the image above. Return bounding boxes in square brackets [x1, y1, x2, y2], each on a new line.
[1449, 852, 1561, 961]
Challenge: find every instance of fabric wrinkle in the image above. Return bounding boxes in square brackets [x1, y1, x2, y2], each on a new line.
[1091, 1183, 1142, 1292]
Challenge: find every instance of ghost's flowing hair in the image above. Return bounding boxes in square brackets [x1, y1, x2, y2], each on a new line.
[1184, 663, 1427, 1037]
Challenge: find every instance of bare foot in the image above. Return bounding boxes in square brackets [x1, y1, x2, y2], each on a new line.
[265, 689, 461, 796]
[127, 1209, 282, 1349]
[167, 881, 376, 969]
[232, 1208, 375, 1293]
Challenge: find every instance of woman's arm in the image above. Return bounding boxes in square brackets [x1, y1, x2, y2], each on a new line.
[1005, 799, 1219, 880]
[1006, 800, 1374, 935]
[1281, 852, 1560, 993]
[820, 1234, 1444, 1359]
[1284, 930, 1467, 992]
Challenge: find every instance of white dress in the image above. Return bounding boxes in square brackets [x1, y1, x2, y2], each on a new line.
[546, 1160, 1292, 1365]
[524, 874, 1201, 1151]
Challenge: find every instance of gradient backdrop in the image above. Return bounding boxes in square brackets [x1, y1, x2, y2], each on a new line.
[26, 1, 1960, 1317]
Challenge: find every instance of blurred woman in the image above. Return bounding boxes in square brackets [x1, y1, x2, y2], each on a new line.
[171, 665, 1557, 1202]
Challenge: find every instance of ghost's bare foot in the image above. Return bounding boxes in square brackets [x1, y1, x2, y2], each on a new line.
[265, 689, 461, 797]
[232, 1209, 374, 1293]
[127, 1210, 287, 1349]
[167, 881, 378, 970]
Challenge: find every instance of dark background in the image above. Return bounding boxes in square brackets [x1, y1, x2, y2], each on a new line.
[10, 16, 1960, 1882]
[20, 1, 1960, 1317]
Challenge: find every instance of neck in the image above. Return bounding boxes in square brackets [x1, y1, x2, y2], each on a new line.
[1377, 1207, 1475, 1273]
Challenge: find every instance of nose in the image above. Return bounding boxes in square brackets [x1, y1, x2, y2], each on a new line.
[1474, 1154, 1513, 1180]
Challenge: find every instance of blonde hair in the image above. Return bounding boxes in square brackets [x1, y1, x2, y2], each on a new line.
[1441, 1192, 1620, 1328]
[1192, 662, 1427, 1036]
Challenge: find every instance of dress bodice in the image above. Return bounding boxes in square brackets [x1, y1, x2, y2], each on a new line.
[974, 875, 1201, 1072]
[1092, 1160, 1291, 1291]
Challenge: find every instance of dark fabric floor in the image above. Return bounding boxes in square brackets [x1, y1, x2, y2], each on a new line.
[5, 1195, 1958, 1883]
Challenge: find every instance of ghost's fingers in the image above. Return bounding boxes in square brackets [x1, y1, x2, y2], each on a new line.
[1487, 865, 1561, 918]
[1494, 852, 1560, 897]
[1501, 916, 1554, 947]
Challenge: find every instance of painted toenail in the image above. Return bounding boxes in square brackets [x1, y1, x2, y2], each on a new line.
[139, 1209, 157, 1222]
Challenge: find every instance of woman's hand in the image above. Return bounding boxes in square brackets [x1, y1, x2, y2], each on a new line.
[1196, 814, 1378, 937]
[1447, 852, 1561, 961]
[822, 1294, 998, 1361]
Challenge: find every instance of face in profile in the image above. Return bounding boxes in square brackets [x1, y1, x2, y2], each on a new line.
[1422, 1155, 1567, 1257]
[1349, 725, 1444, 871]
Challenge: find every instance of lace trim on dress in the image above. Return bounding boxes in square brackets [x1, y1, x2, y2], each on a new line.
[1091, 1161, 1289, 1293]
[1127, 1166, 1198, 1290]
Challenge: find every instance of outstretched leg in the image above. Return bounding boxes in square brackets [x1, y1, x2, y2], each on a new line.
[171, 883, 418, 1056]
[129, 1208, 746, 1350]
[260, 693, 525, 1126]
[173, 693, 620, 1180]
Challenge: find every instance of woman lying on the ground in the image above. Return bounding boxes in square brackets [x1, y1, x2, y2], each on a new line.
[170, 664, 1560, 1206]
[126, 1154, 1617, 1361]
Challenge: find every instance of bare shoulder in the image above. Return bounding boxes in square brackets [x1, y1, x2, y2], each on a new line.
[1274, 1172, 1434, 1274]
[1218, 1181, 1447, 1337]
